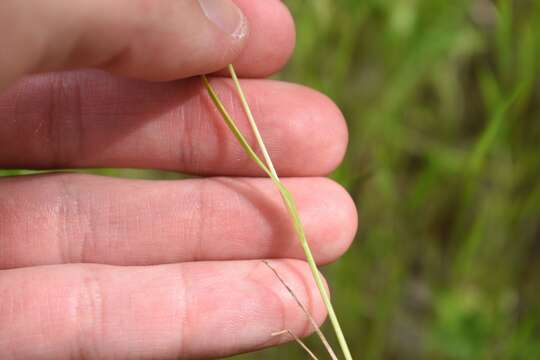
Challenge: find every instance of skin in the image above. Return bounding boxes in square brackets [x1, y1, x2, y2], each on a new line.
[0, 0, 358, 359]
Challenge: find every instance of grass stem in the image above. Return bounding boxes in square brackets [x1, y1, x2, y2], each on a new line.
[202, 70, 353, 360]
[228, 64, 278, 178]
[264, 261, 338, 360]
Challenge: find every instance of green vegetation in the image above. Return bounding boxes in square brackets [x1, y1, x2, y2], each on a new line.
[236, 0, 540, 358]
[2, 0, 540, 359]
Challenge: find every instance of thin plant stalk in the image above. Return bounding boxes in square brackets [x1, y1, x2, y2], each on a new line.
[264, 261, 338, 360]
[226, 67, 353, 360]
[228, 64, 278, 177]
[272, 330, 320, 360]
[201, 71, 353, 360]
[226, 67, 352, 360]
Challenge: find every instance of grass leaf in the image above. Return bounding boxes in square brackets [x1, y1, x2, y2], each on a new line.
[202, 68, 353, 360]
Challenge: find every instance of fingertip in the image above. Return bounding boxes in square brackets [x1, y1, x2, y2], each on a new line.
[272, 85, 348, 176]
[191, 78, 348, 176]
[103, 0, 250, 81]
[293, 178, 357, 265]
[227, 0, 296, 77]
[306, 90, 349, 175]
[316, 179, 358, 264]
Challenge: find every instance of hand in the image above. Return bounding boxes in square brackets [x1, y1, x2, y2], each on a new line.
[0, 1, 357, 359]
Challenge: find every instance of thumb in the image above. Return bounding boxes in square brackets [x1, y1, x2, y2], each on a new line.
[0, 0, 248, 90]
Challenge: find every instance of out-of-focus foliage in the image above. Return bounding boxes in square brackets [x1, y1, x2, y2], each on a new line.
[2, 0, 540, 359]
[234, 0, 540, 359]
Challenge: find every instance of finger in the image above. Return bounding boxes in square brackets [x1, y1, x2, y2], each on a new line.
[0, 260, 327, 359]
[0, 72, 347, 176]
[0, 174, 357, 269]
[223, 0, 296, 78]
[0, 0, 295, 91]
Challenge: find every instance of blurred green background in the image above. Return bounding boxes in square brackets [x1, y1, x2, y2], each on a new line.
[2, 0, 540, 359]
[236, 0, 540, 358]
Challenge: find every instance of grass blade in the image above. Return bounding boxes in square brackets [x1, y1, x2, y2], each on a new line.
[228, 64, 278, 178]
[202, 70, 354, 360]
[201, 75, 272, 176]
[228, 65, 354, 360]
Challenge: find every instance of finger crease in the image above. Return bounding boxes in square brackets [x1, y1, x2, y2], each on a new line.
[75, 267, 105, 359]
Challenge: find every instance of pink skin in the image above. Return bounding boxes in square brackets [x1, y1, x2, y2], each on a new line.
[0, 261, 329, 359]
[0, 75, 347, 176]
[0, 175, 357, 269]
[0, 0, 357, 359]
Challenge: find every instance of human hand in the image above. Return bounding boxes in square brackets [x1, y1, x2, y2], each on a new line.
[0, 1, 357, 359]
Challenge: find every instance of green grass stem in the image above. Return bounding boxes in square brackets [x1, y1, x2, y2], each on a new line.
[202, 71, 353, 360]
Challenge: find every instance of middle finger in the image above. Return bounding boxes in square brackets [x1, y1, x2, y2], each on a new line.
[0, 173, 357, 269]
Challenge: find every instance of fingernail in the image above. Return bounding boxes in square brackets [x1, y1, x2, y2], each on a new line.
[198, 0, 248, 39]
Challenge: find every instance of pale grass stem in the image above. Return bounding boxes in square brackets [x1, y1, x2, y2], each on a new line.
[263, 261, 338, 360]
[201, 67, 353, 360]
[227, 64, 278, 178]
[272, 330, 320, 360]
